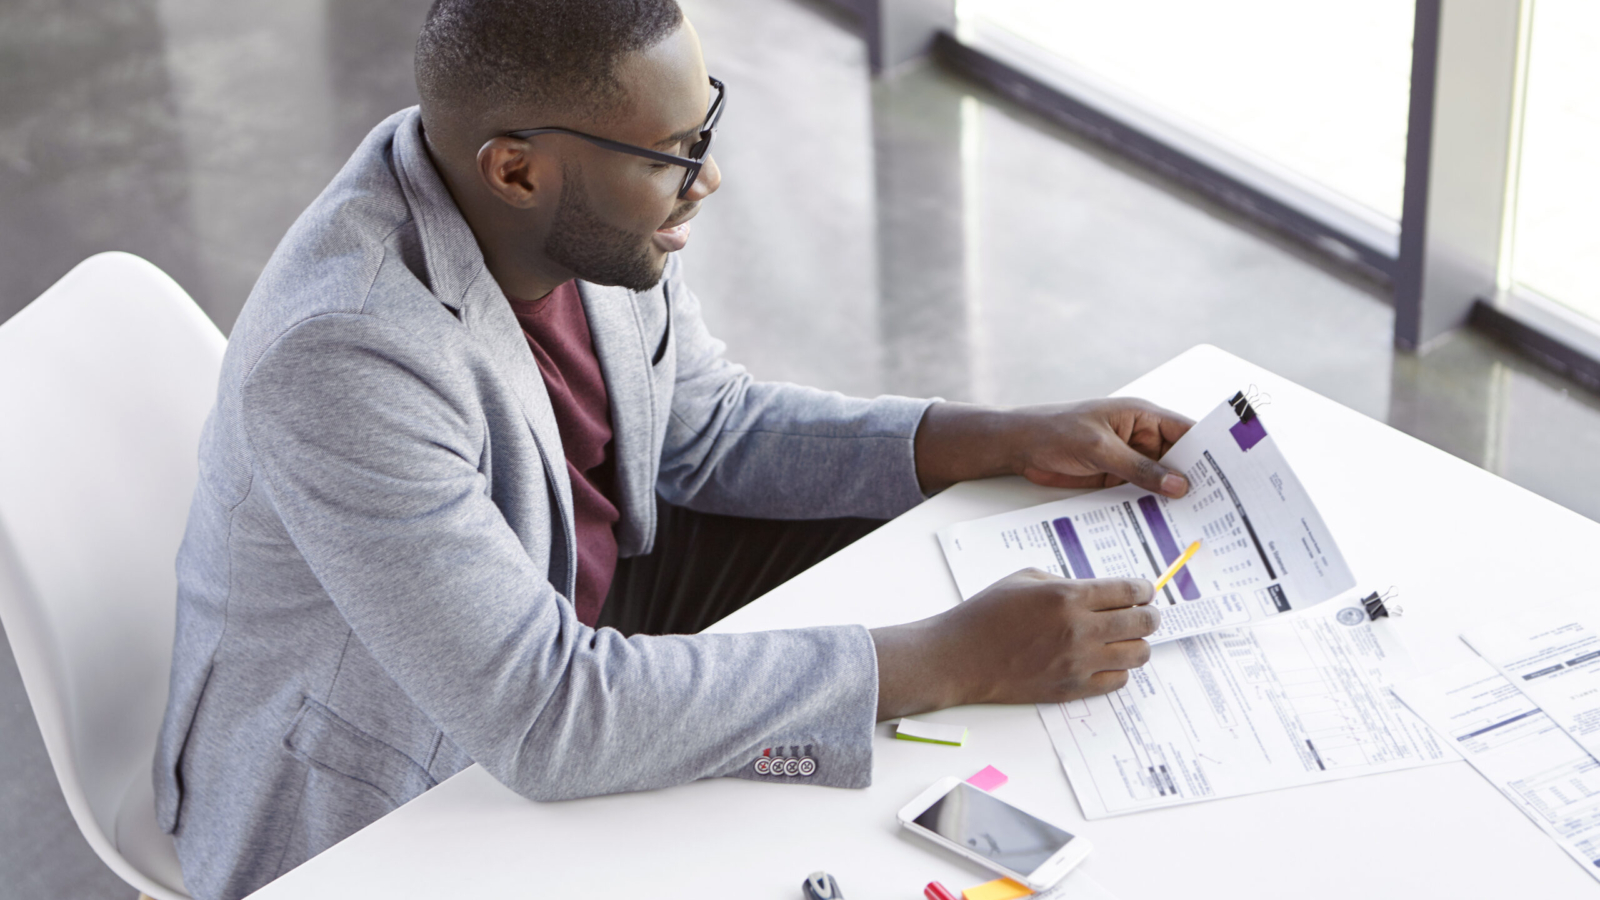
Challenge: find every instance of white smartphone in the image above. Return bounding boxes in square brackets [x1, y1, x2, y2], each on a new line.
[897, 776, 1092, 891]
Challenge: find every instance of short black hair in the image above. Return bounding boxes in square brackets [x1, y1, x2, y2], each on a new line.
[415, 0, 684, 129]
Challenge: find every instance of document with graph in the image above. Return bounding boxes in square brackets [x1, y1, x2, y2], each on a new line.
[1041, 599, 1455, 819]
[937, 392, 1355, 644]
[1394, 656, 1600, 882]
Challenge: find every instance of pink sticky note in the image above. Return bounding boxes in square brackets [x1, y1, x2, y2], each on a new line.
[966, 765, 1008, 791]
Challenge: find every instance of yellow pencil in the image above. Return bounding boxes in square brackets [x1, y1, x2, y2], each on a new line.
[1152, 540, 1202, 593]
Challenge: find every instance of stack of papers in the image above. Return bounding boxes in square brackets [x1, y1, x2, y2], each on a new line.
[1395, 606, 1600, 882]
[1040, 599, 1453, 818]
[1461, 609, 1600, 761]
[932, 389, 1600, 881]
[936, 393, 1456, 817]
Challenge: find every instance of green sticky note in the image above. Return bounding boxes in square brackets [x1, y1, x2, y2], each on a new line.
[894, 717, 969, 746]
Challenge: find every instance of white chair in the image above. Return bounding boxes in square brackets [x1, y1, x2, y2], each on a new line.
[0, 252, 224, 900]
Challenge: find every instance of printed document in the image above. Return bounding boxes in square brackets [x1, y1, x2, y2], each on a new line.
[938, 395, 1355, 643]
[1462, 607, 1600, 762]
[1041, 600, 1453, 819]
[1394, 657, 1600, 882]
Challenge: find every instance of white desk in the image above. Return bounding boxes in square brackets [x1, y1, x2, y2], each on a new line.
[249, 345, 1600, 899]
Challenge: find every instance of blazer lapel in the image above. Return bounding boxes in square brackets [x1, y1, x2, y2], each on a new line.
[460, 274, 576, 528]
[391, 110, 577, 595]
[578, 280, 655, 557]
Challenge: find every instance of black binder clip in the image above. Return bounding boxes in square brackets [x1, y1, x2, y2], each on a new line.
[1229, 386, 1272, 423]
[1362, 588, 1402, 620]
[1228, 390, 1258, 424]
[1244, 384, 1271, 410]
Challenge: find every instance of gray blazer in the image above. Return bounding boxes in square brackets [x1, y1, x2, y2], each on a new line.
[154, 108, 933, 900]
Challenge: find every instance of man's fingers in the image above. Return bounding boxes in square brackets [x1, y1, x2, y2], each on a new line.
[1097, 436, 1188, 498]
[1077, 578, 1154, 611]
[1097, 604, 1162, 641]
[1081, 639, 1152, 675]
[1085, 669, 1130, 694]
[1008, 566, 1064, 585]
[1100, 638, 1153, 671]
[1157, 409, 1196, 446]
[1122, 400, 1195, 444]
[1019, 466, 1103, 490]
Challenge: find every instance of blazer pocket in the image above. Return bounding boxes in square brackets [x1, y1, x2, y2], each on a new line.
[282, 697, 437, 808]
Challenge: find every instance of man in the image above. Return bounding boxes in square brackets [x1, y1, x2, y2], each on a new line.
[154, 1, 1192, 897]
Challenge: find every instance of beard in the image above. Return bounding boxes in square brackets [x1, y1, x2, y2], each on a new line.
[543, 164, 666, 292]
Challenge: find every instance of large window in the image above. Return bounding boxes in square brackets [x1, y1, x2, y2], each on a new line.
[959, 1, 1416, 223]
[1508, 0, 1600, 322]
[939, 0, 1600, 374]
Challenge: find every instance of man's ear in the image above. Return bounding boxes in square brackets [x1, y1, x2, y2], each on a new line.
[475, 137, 548, 209]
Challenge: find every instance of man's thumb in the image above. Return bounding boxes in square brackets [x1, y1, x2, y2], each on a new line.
[1103, 442, 1188, 497]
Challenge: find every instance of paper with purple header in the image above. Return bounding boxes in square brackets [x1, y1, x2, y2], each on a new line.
[936, 394, 1355, 644]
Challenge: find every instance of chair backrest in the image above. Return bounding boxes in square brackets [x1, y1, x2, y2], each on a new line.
[0, 252, 224, 899]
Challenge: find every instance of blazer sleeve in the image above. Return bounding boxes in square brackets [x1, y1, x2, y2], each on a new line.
[655, 255, 936, 520]
[240, 312, 879, 799]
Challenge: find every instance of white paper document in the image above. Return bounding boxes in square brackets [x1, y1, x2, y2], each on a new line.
[938, 394, 1355, 643]
[1041, 600, 1453, 818]
[1462, 607, 1600, 762]
[1393, 657, 1600, 882]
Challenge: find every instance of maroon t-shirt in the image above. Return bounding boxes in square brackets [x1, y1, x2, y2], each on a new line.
[506, 281, 619, 627]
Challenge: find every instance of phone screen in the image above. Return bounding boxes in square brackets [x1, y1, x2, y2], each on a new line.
[912, 782, 1076, 875]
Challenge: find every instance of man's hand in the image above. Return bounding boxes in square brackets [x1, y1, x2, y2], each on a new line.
[871, 570, 1159, 721]
[913, 398, 1195, 497]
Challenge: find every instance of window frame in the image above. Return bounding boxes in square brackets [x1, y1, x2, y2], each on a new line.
[835, 0, 1600, 381]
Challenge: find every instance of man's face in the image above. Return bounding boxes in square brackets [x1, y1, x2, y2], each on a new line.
[541, 21, 721, 291]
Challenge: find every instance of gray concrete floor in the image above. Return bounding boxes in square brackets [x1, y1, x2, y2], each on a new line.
[5, 0, 1600, 897]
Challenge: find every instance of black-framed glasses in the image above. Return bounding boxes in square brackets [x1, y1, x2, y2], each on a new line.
[504, 76, 725, 199]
